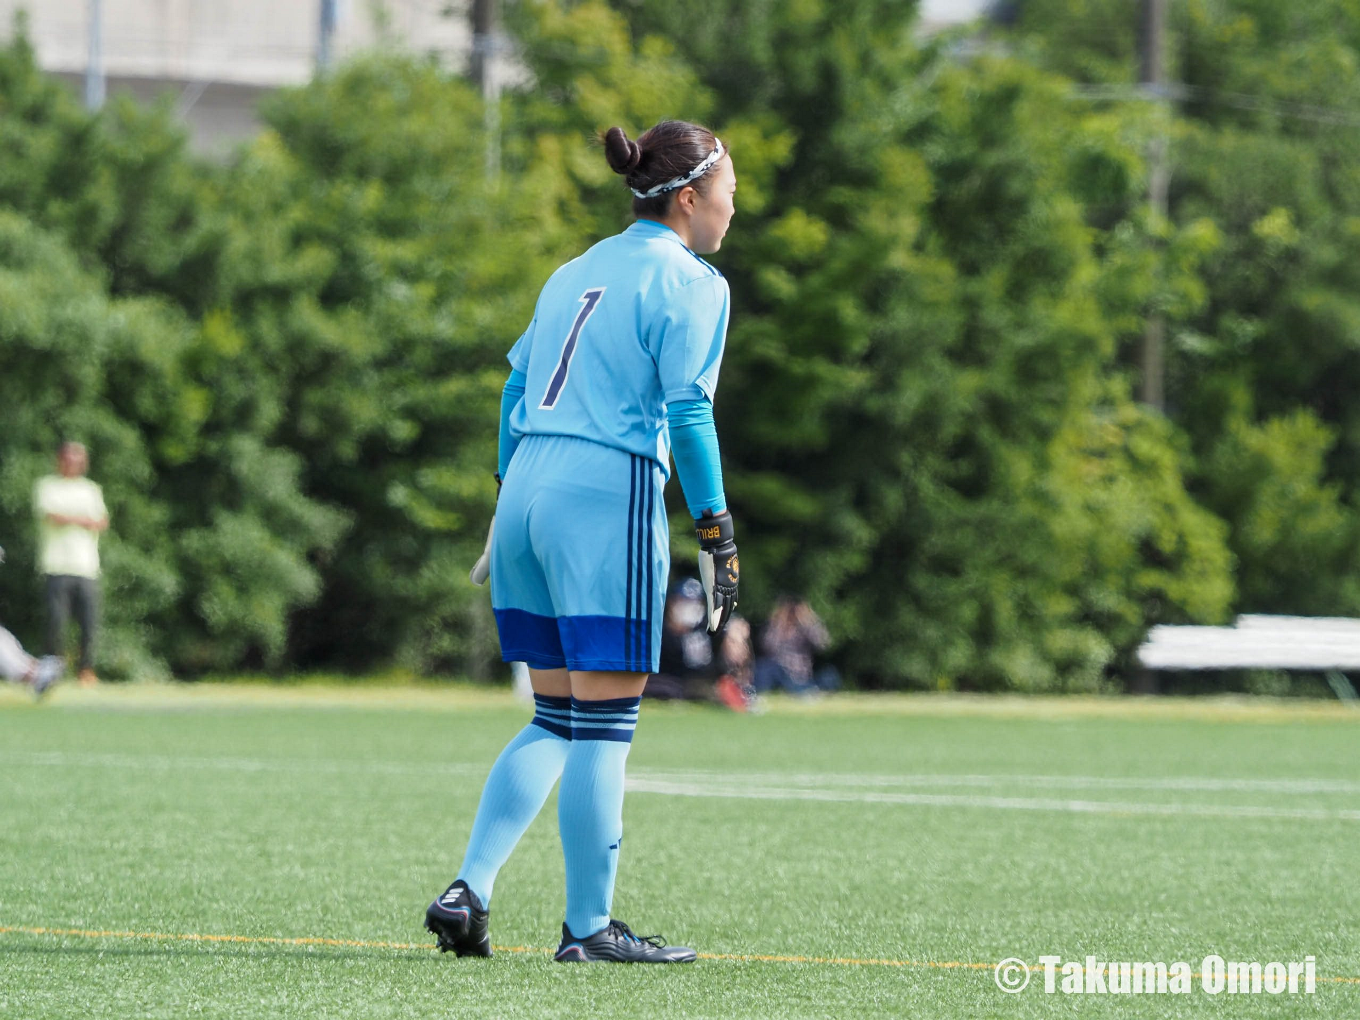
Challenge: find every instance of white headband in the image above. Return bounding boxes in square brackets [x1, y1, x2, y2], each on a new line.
[630, 140, 725, 200]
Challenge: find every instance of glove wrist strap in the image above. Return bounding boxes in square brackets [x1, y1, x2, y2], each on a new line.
[695, 509, 734, 548]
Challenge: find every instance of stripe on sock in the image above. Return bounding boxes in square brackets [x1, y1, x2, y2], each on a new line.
[531, 694, 574, 740]
[571, 696, 641, 743]
[571, 728, 636, 743]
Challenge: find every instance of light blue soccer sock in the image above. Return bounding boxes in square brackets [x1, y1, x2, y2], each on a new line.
[559, 695, 640, 938]
[455, 693, 572, 906]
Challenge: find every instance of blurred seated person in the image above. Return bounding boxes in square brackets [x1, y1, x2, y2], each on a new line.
[0, 624, 63, 698]
[644, 579, 715, 701]
[753, 596, 840, 697]
[713, 614, 757, 712]
[0, 545, 63, 697]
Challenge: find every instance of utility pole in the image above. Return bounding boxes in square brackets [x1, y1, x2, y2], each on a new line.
[471, 0, 501, 181]
[1139, 0, 1170, 410]
[317, 0, 338, 74]
[85, 0, 105, 110]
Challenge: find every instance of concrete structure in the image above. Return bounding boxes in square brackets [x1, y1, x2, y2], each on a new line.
[0, 0, 473, 154]
[0, 1, 1000, 155]
[920, 0, 996, 34]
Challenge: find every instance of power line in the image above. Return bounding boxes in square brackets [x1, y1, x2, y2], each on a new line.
[1072, 82, 1360, 130]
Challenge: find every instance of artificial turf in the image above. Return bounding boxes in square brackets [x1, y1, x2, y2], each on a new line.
[2, 683, 1357, 1018]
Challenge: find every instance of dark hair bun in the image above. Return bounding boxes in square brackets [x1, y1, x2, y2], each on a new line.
[603, 126, 643, 175]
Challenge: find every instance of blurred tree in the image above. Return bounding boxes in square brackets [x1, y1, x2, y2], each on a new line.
[224, 57, 541, 672]
[0, 4, 1246, 688]
[1010, 0, 1360, 619]
[591, 0, 1233, 687]
[0, 210, 196, 678]
[0, 35, 344, 674]
[246, 4, 728, 672]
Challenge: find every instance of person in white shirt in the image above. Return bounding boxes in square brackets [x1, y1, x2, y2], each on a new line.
[34, 442, 109, 685]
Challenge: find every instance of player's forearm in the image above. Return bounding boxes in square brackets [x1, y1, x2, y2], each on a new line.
[668, 397, 727, 519]
[498, 369, 527, 478]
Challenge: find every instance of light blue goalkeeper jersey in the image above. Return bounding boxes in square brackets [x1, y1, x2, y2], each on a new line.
[507, 219, 730, 478]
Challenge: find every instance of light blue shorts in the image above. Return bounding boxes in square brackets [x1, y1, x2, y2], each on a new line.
[491, 434, 669, 672]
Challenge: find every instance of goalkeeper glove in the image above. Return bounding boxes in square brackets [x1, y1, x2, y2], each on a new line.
[469, 473, 501, 586]
[695, 509, 739, 634]
[469, 519, 493, 586]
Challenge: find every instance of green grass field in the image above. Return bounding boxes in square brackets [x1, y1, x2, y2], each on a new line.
[2, 683, 1358, 1019]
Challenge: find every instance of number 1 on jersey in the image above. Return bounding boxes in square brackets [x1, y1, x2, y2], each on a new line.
[539, 287, 606, 410]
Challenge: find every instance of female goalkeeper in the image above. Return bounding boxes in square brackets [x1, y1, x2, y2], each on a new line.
[425, 120, 739, 964]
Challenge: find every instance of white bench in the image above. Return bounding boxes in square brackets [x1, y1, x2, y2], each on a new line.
[1136, 615, 1360, 702]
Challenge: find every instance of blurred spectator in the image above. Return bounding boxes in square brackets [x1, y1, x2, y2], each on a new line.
[0, 545, 64, 697]
[645, 578, 715, 701]
[713, 613, 757, 712]
[34, 442, 109, 686]
[754, 596, 840, 697]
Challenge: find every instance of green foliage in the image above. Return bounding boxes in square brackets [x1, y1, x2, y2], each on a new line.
[0, 38, 347, 675]
[206, 59, 519, 672]
[1011, 0, 1360, 652]
[0, 210, 183, 678]
[1045, 398, 1233, 678]
[604, 4, 1231, 687]
[9, 0, 1352, 690]
[1201, 410, 1360, 615]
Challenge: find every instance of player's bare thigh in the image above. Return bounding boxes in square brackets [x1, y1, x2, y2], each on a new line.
[528, 668, 648, 701]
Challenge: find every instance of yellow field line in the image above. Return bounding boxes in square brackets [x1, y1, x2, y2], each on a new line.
[698, 951, 989, 968]
[3, 925, 424, 952]
[3, 925, 1359, 981]
[0, 925, 529, 955]
[0, 925, 984, 967]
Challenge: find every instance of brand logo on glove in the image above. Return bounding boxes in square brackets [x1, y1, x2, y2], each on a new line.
[698, 525, 722, 541]
[727, 556, 739, 582]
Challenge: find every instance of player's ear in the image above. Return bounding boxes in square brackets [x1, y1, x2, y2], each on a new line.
[674, 185, 699, 216]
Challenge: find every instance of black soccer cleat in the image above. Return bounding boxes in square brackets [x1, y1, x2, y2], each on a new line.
[424, 880, 492, 957]
[553, 919, 697, 964]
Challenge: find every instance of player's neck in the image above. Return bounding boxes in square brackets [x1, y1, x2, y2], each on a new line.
[643, 215, 693, 250]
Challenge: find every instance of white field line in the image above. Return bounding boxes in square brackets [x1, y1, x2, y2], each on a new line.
[625, 778, 1360, 822]
[0, 750, 486, 779]
[634, 768, 1360, 795]
[4, 750, 1360, 793]
[3, 751, 1360, 820]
